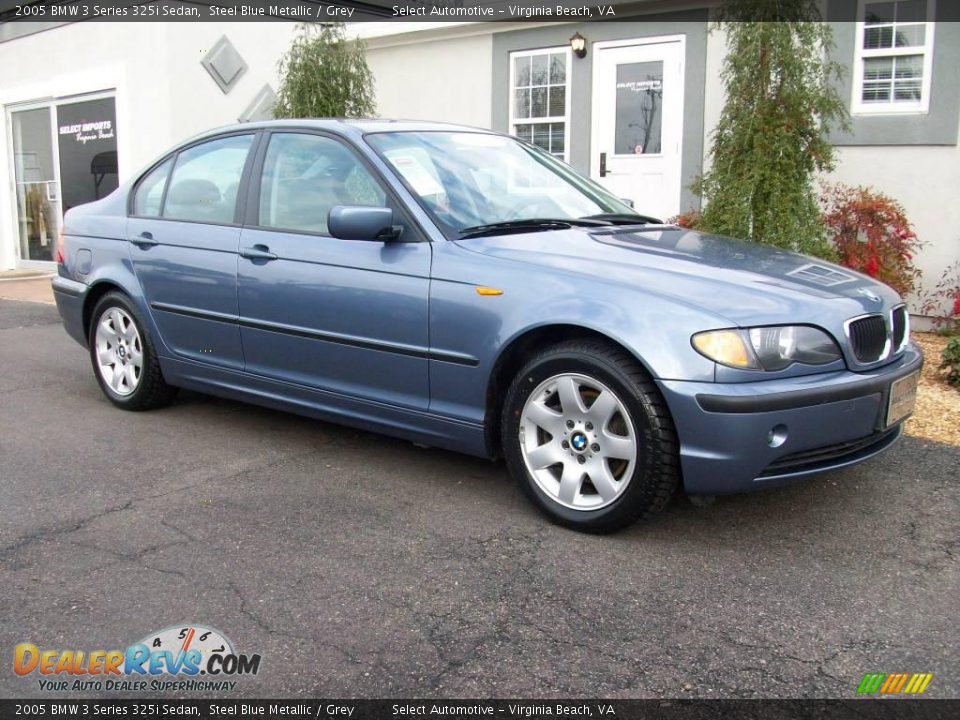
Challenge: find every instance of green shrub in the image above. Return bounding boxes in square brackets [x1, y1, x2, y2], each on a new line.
[940, 337, 960, 389]
[274, 23, 376, 119]
[693, 1, 849, 257]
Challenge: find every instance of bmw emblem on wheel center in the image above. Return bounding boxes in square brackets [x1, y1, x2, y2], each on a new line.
[571, 432, 588, 452]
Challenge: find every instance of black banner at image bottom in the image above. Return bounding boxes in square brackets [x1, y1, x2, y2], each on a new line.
[1, 699, 959, 720]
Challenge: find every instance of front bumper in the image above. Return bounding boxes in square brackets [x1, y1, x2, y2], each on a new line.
[52, 275, 89, 348]
[657, 343, 923, 495]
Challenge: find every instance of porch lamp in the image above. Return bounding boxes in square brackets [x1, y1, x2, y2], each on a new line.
[570, 32, 587, 59]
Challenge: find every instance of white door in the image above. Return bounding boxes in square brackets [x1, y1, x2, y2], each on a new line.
[591, 38, 685, 220]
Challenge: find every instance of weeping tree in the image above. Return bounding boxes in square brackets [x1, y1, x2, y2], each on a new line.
[274, 23, 376, 119]
[693, 0, 849, 257]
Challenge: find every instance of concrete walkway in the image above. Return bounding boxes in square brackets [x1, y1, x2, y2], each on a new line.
[0, 271, 55, 305]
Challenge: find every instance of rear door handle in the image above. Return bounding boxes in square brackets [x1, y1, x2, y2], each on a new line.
[240, 245, 278, 261]
[130, 231, 158, 248]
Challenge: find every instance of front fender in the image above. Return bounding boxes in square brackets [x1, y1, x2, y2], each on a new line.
[427, 242, 724, 426]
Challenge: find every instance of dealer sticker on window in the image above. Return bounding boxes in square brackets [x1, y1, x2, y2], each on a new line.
[886, 371, 919, 428]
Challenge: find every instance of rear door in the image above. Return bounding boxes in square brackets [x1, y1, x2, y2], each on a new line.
[236, 130, 432, 410]
[128, 133, 256, 370]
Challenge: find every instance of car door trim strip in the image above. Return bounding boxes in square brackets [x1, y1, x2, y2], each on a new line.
[150, 301, 479, 367]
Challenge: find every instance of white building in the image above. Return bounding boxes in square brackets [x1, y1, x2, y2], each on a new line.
[0, 19, 293, 270]
[1, 0, 957, 316]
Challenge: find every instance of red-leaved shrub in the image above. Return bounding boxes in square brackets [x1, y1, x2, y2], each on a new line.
[921, 260, 960, 331]
[668, 210, 703, 229]
[821, 183, 923, 297]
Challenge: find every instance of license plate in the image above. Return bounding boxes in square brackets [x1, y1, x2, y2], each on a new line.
[886, 371, 919, 428]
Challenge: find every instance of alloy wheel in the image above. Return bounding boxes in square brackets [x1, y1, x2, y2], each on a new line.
[519, 373, 638, 510]
[95, 307, 143, 396]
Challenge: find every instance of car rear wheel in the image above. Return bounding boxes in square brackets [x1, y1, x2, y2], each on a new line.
[89, 291, 177, 410]
[501, 340, 680, 533]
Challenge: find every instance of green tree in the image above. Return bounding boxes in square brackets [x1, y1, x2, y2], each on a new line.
[693, 0, 849, 256]
[274, 23, 376, 119]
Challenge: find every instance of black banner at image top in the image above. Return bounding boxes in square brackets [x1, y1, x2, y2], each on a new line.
[2, 0, 958, 23]
[2, 699, 960, 719]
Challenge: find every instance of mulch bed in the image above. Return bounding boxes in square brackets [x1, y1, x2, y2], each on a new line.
[906, 332, 960, 446]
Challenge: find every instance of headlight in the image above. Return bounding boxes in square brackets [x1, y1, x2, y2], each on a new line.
[692, 326, 841, 371]
[692, 330, 756, 369]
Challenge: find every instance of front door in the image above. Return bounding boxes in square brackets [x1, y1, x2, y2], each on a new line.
[237, 131, 431, 411]
[591, 38, 685, 219]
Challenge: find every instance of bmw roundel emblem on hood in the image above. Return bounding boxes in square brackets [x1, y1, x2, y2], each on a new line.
[857, 287, 881, 303]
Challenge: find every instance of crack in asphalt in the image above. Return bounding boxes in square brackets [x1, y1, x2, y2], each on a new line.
[0, 449, 326, 567]
[224, 581, 367, 670]
[0, 500, 135, 564]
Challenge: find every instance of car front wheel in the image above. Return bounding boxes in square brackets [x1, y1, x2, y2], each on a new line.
[501, 340, 680, 533]
[89, 291, 177, 410]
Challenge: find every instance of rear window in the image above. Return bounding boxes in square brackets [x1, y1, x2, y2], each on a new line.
[133, 159, 172, 217]
[161, 135, 253, 224]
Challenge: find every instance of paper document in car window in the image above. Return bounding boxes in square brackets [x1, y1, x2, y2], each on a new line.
[384, 149, 445, 197]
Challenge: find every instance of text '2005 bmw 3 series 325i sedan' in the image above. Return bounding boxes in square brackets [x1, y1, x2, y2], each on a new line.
[52, 120, 922, 533]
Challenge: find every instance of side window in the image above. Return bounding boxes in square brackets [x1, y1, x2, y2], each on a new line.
[258, 133, 387, 234]
[133, 159, 172, 217]
[163, 135, 253, 224]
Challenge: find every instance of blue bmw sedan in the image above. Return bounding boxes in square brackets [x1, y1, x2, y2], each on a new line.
[52, 120, 922, 532]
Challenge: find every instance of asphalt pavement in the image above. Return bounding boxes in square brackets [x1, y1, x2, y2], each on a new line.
[1, 298, 957, 699]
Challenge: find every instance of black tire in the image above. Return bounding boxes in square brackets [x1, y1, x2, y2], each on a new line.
[88, 291, 178, 411]
[501, 340, 680, 533]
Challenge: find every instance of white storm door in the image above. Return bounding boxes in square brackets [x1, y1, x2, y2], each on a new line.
[591, 38, 685, 219]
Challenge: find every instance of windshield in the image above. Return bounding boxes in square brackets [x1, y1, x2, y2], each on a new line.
[365, 131, 638, 237]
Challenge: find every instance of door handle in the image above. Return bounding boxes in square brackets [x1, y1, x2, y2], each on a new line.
[130, 231, 158, 248]
[599, 152, 607, 178]
[240, 245, 278, 261]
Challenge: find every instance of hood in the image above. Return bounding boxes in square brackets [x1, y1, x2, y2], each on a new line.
[454, 226, 901, 326]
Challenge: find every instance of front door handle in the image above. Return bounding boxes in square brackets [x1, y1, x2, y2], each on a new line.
[240, 245, 278, 261]
[130, 231, 158, 248]
[599, 152, 607, 178]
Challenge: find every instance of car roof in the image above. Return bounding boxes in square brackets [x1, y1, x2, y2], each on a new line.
[187, 118, 496, 144]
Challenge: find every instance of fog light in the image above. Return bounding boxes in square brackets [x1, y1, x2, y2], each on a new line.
[767, 424, 788, 448]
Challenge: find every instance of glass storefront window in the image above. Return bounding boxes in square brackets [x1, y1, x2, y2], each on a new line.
[12, 108, 59, 263]
[57, 98, 119, 213]
[7, 95, 119, 265]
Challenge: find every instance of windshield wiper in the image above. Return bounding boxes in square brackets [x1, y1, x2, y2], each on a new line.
[458, 217, 615, 238]
[580, 213, 663, 225]
[458, 219, 572, 238]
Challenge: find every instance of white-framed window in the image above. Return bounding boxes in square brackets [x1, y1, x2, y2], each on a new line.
[852, 0, 935, 115]
[508, 47, 571, 161]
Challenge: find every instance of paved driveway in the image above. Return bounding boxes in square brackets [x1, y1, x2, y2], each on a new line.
[1, 299, 957, 699]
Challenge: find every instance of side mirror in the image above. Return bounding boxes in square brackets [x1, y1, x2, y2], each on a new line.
[328, 206, 402, 242]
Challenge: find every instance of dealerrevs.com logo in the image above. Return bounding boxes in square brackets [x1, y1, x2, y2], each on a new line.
[14, 625, 261, 692]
